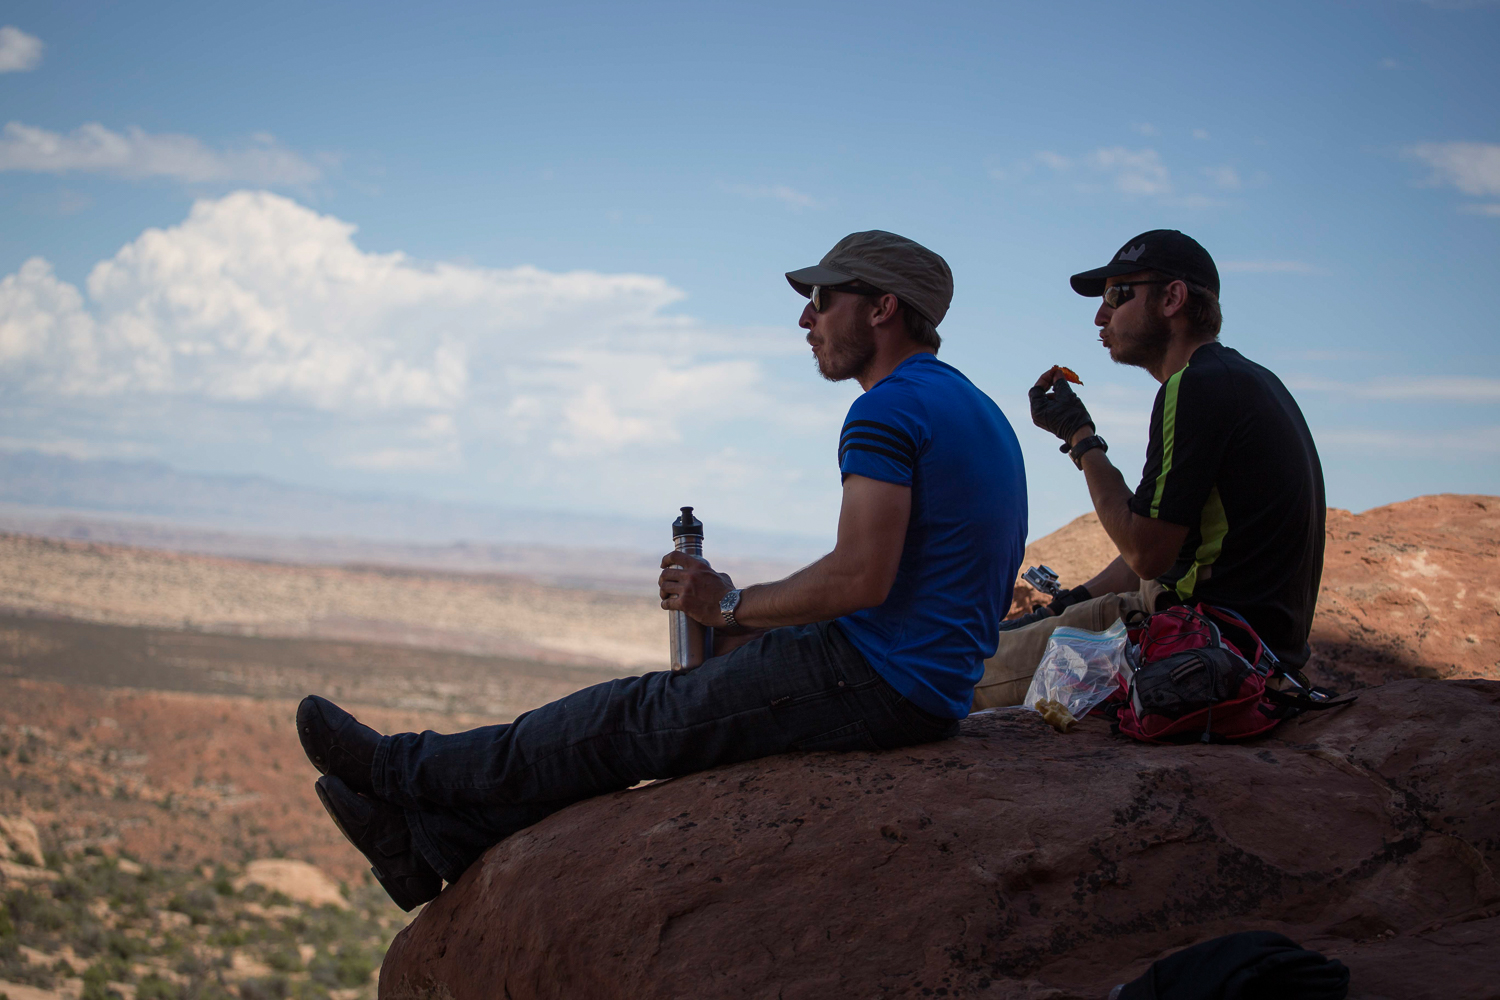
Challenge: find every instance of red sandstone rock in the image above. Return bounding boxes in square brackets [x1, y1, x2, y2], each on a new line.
[379, 678, 1500, 1000]
[1008, 495, 1500, 688]
[1311, 495, 1499, 688]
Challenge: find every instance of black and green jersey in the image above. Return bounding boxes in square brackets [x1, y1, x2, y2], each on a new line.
[1129, 342, 1326, 668]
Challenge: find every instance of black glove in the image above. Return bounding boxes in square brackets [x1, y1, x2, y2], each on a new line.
[1047, 585, 1092, 616]
[998, 606, 1054, 631]
[998, 586, 1092, 632]
[1029, 377, 1094, 445]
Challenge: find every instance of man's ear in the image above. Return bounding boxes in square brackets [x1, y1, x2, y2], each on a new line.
[1159, 279, 1189, 319]
[870, 292, 901, 327]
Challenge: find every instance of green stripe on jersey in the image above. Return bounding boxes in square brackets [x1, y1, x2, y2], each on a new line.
[1175, 487, 1228, 600]
[1149, 368, 1186, 518]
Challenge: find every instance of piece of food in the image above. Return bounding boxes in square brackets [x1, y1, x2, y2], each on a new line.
[1035, 698, 1079, 733]
[1044, 365, 1083, 386]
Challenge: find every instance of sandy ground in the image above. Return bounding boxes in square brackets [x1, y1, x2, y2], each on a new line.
[0, 533, 669, 670]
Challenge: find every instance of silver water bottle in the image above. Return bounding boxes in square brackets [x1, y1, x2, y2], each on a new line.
[668, 506, 713, 671]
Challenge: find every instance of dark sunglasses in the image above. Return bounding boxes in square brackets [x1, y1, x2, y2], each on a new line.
[1102, 280, 1173, 309]
[810, 282, 883, 313]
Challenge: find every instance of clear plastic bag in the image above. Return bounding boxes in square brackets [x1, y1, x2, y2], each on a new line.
[1024, 619, 1129, 720]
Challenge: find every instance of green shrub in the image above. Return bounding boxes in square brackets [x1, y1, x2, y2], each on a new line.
[135, 973, 183, 1000]
[238, 977, 290, 1000]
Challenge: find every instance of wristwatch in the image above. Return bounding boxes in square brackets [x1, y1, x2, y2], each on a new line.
[719, 589, 743, 629]
[1066, 434, 1108, 469]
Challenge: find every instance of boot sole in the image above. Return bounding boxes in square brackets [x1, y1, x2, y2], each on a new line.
[314, 776, 440, 913]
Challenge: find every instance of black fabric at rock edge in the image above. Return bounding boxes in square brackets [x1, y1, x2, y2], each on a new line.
[1117, 930, 1349, 1000]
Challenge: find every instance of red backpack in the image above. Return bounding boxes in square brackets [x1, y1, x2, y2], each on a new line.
[1111, 604, 1352, 744]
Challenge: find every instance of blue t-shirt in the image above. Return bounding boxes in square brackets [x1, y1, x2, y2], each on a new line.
[836, 354, 1027, 719]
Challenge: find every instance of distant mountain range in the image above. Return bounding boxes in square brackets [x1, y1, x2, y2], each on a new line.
[0, 450, 821, 588]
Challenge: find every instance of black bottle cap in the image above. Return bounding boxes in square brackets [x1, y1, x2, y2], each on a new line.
[672, 506, 703, 538]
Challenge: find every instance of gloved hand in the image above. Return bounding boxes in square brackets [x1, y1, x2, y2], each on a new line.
[1029, 374, 1094, 446]
[1047, 584, 1093, 616]
[997, 584, 1094, 632]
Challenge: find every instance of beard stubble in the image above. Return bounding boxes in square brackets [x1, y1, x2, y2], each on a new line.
[814, 312, 878, 383]
[1109, 308, 1173, 372]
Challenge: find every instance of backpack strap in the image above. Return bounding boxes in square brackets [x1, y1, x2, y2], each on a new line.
[1263, 686, 1358, 715]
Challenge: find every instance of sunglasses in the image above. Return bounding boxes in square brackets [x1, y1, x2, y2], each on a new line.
[810, 282, 884, 313]
[1102, 280, 1173, 309]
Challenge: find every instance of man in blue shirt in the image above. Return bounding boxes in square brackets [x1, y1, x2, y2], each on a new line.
[297, 231, 1027, 911]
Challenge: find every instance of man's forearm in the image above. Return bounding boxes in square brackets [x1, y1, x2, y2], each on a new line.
[1077, 447, 1186, 580]
[1078, 448, 1138, 555]
[733, 551, 888, 630]
[1083, 555, 1142, 596]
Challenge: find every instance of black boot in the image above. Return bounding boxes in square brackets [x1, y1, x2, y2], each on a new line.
[298, 695, 381, 795]
[315, 775, 442, 912]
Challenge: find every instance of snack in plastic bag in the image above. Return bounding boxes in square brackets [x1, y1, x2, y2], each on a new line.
[1024, 620, 1129, 724]
[1035, 698, 1079, 733]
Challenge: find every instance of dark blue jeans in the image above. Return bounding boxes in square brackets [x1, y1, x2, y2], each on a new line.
[371, 620, 959, 882]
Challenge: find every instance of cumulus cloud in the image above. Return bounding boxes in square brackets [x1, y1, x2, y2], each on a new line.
[0, 26, 42, 72]
[1090, 147, 1172, 195]
[1405, 141, 1500, 196]
[0, 122, 321, 184]
[0, 192, 842, 521]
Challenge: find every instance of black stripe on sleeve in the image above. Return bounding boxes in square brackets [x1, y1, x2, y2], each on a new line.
[839, 442, 915, 470]
[840, 419, 917, 456]
[838, 431, 916, 460]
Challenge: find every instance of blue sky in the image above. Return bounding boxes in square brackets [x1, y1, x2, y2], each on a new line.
[0, 0, 1496, 546]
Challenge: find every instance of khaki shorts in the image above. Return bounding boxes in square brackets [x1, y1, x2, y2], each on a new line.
[971, 579, 1166, 711]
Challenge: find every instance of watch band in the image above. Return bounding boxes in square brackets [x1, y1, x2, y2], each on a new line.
[719, 588, 743, 628]
[1067, 434, 1108, 469]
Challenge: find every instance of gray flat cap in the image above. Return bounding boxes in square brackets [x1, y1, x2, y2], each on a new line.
[786, 230, 953, 327]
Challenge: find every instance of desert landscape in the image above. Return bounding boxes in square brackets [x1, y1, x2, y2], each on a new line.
[0, 494, 1493, 998]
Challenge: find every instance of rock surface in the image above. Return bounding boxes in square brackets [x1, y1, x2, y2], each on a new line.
[1009, 494, 1499, 690]
[1310, 495, 1498, 688]
[233, 858, 349, 910]
[380, 678, 1500, 1000]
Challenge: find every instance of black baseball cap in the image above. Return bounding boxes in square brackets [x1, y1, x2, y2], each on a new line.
[786, 230, 953, 327]
[1069, 230, 1220, 298]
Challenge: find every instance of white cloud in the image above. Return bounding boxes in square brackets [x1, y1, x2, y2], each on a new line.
[1204, 165, 1241, 190]
[1090, 147, 1172, 195]
[722, 183, 818, 208]
[1315, 427, 1500, 455]
[1192, 129, 1210, 141]
[0, 191, 843, 530]
[1289, 375, 1500, 402]
[0, 26, 42, 72]
[0, 122, 321, 184]
[1379, 57, 1401, 69]
[1131, 123, 1158, 136]
[1219, 260, 1322, 274]
[1405, 141, 1500, 196]
[1035, 151, 1071, 171]
[1461, 203, 1500, 216]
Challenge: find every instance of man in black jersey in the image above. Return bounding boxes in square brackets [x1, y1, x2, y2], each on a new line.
[972, 230, 1326, 709]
